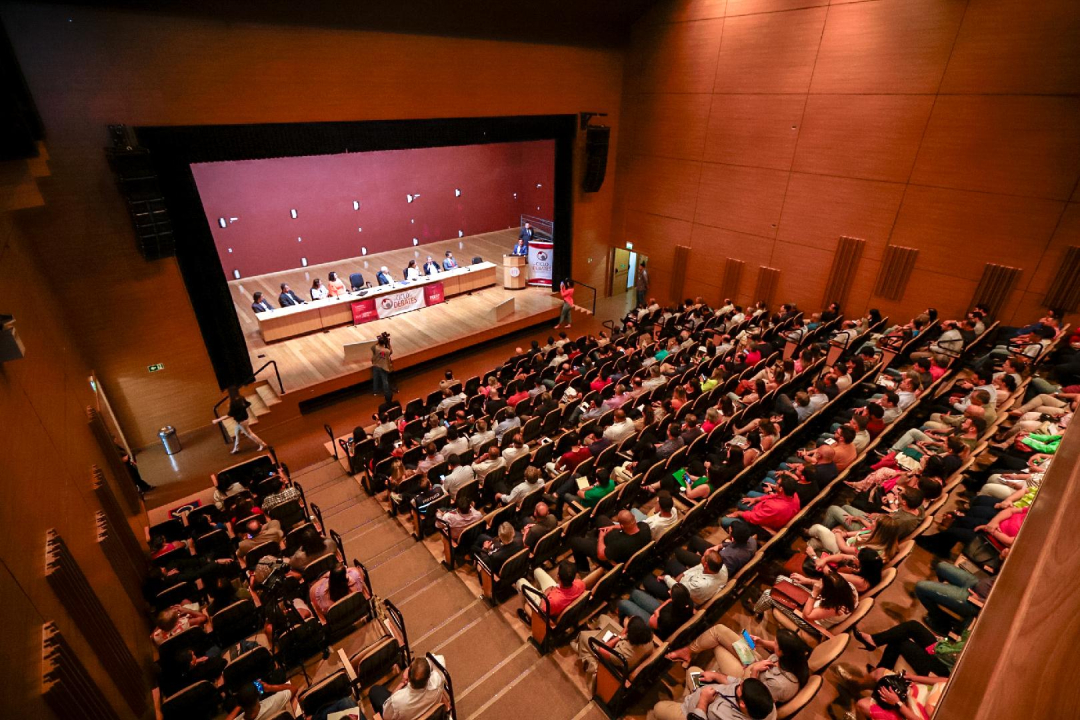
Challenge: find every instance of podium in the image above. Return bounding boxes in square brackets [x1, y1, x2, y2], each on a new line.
[503, 254, 527, 290]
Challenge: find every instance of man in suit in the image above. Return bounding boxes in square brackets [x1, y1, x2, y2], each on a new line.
[251, 291, 273, 314]
[376, 266, 393, 286]
[423, 256, 440, 275]
[443, 251, 459, 270]
[511, 238, 528, 257]
[278, 283, 304, 307]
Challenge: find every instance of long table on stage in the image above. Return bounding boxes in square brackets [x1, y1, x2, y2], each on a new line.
[256, 261, 497, 342]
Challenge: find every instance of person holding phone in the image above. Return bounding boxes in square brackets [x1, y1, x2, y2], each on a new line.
[650, 675, 776, 720]
[666, 627, 811, 706]
[555, 278, 575, 329]
[574, 615, 653, 691]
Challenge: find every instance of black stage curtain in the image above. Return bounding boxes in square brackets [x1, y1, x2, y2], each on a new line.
[136, 115, 576, 392]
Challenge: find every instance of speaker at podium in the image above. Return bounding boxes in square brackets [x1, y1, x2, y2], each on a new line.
[503, 254, 527, 290]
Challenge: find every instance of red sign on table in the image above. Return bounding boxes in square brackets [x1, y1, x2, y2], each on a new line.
[351, 298, 378, 324]
[423, 281, 445, 306]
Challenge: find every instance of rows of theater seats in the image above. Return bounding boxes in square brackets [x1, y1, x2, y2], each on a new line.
[145, 451, 455, 718]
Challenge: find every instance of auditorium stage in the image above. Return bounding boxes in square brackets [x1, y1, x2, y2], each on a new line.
[225, 227, 561, 405]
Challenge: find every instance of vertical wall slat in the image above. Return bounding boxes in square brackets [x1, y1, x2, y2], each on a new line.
[755, 266, 780, 308]
[42, 623, 121, 720]
[1044, 245, 1080, 312]
[822, 236, 865, 309]
[45, 531, 149, 715]
[669, 245, 690, 302]
[722, 258, 744, 303]
[86, 408, 141, 513]
[874, 244, 919, 301]
[971, 263, 1022, 318]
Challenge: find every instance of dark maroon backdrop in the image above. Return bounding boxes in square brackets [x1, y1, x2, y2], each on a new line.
[191, 140, 555, 278]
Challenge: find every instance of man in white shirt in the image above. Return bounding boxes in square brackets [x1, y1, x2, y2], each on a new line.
[439, 455, 474, 500]
[436, 387, 466, 414]
[501, 434, 529, 463]
[441, 427, 469, 458]
[369, 657, 447, 720]
[471, 446, 505, 481]
[372, 412, 396, 441]
[896, 377, 918, 410]
[497, 466, 544, 506]
[642, 366, 666, 392]
[603, 408, 636, 444]
[643, 549, 727, 606]
[494, 413, 522, 442]
[636, 491, 679, 536]
[421, 417, 448, 446]
[807, 381, 829, 413]
[468, 420, 495, 451]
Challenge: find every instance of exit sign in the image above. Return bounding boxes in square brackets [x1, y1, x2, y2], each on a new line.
[148, 363, 165, 373]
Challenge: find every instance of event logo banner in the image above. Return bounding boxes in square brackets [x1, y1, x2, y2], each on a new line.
[351, 298, 378, 324]
[528, 240, 554, 287]
[377, 286, 426, 319]
[423, 281, 445, 306]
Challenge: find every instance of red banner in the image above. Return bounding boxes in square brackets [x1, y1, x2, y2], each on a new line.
[423, 281, 446, 306]
[351, 298, 378, 324]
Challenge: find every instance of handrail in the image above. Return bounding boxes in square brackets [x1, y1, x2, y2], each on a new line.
[567, 279, 598, 316]
[211, 360, 286, 444]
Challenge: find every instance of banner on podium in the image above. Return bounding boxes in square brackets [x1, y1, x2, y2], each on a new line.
[527, 241, 554, 287]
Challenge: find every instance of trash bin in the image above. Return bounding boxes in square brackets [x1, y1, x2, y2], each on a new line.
[158, 426, 182, 455]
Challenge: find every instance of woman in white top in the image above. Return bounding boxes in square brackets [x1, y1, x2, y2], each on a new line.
[405, 260, 421, 281]
[310, 278, 329, 301]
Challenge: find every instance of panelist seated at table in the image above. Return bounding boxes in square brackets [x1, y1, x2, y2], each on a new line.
[251, 291, 274, 314]
[310, 278, 329, 301]
[443, 251, 459, 270]
[376, 266, 394, 286]
[404, 260, 421, 281]
[278, 283, 305, 307]
[326, 271, 348, 297]
[423, 256, 440, 275]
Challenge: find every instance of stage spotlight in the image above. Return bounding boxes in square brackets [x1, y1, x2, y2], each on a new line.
[353, 201, 360, 210]
[233, 269, 240, 279]
[301, 257, 307, 267]
[290, 209, 297, 218]
[218, 217, 227, 228]
[536, 183, 542, 188]
[362, 247, 367, 255]
[411, 218, 415, 224]
[297, 237, 302, 243]
[513, 193, 518, 198]
[458, 230, 464, 238]
[358, 227, 363, 232]
[455, 188, 461, 197]
[227, 248, 233, 253]
[412, 238, 418, 245]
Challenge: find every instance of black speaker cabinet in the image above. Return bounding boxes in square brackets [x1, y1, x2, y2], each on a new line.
[582, 125, 610, 193]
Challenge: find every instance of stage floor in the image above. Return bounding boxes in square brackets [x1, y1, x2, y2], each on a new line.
[227, 228, 559, 392]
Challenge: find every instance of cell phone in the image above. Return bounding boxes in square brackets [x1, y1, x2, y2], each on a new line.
[689, 671, 703, 689]
[601, 630, 617, 644]
[823, 438, 836, 445]
[741, 630, 756, 649]
[253, 679, 264, 694]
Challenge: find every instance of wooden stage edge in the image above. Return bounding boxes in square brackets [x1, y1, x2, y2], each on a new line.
[252, 302, 561, 428]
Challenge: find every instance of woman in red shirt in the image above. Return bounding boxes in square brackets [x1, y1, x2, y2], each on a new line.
[555, 279, 575, 329]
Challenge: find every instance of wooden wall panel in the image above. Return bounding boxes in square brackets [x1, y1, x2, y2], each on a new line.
[776, 173, 905, 260]
[695, 163, 788, 237]
[793, 94, 935, 183]
[620, 210, 694, 265]
[910, 95, 1080, 200]
[42, 624, 121, 720]
[703, 94, 805, 170]
[723, 258, 745, 302]
[821, 236, 865, 309]
[622, 92, 712, 161]
[1026, 203, 1080, 295]
[630, 17, 725, 95]
[940, 0, 1080, 95]
[725, 0, 827, 19]
[874, 245, 919, 302]
[622, 154, 703, 222]
[686, 225, 775, 300]
[713, 8, 827, 93]
[971, 263, 1023, 319]
[811, 0, 966, 94]
[754, 266, 781, 308]
[669, 245, 692, 302]
[1043, 246, 1080, 312]
[636, 0, 728, 26]
[770, 242, 831, 312]
[889, 186, 1064, 282]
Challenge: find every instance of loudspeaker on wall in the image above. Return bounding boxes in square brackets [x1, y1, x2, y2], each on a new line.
[582, 125, 609, 193]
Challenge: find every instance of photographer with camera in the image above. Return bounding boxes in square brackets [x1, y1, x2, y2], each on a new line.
[372, 332, 395, 402]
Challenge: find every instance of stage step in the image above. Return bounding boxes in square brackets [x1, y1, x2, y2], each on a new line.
[245, 392, 270, 417]
[255, 383, 282, 406]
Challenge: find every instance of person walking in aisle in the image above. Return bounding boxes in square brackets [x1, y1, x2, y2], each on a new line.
[635, 258, 649, 306]
[555, 278, 575, 329]
[218, 385, 266, 455]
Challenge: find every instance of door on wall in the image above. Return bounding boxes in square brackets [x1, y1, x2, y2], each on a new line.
[610, 247, 644, 295]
